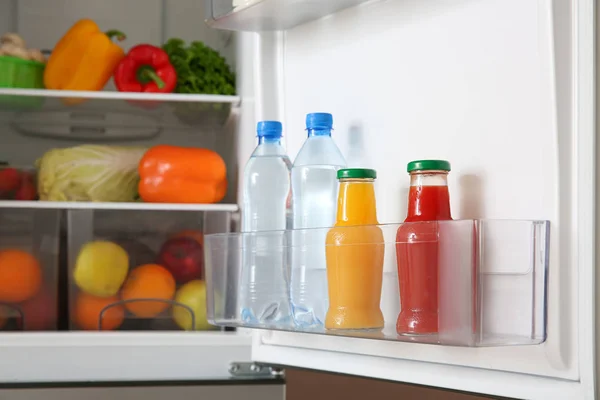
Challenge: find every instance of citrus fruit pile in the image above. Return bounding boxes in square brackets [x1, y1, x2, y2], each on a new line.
[0, 248, 56, 330]
[72, 229, 215, 331]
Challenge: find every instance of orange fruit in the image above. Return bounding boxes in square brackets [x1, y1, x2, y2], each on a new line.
[171, 230, 204, 247]
[121, 264, 176, 318]
[0, 249, 42, 302]
[73, 292, 124, 331]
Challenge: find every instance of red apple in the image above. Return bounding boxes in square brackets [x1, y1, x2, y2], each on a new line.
[18, 287, 57, 331]
[157, 237, 203, 284]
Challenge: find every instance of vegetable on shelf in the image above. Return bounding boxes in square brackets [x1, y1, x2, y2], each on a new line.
[162, 38, 235, 95]
[0, 167, 21, 192]
[14, 172, 36, 200]
[44, 19, 126, 91]
[36, 145, 146, 202]
[114, 44, 176, 93]
[0, 33, 45, 63]
[0, 167, 37, 200]
[138, 145, 227, 204]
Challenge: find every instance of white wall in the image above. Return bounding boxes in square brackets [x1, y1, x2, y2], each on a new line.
[282, 0, 556, 225]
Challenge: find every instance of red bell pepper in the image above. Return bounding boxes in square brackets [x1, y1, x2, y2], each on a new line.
[114, 44, 177, 93]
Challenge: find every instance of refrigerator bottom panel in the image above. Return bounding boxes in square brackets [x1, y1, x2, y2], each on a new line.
[0, 383, 284, 400]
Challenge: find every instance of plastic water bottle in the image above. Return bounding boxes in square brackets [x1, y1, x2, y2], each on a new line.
[240, 121, 292, 326]
[291, 113, 346, 327]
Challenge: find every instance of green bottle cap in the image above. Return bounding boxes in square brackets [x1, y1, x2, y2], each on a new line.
[407, 160, 451, 173]
[337, 168, 377, 180]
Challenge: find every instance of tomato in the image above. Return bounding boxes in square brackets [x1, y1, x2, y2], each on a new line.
[15, 174, 36, 200]
[0, 168, 21, 192]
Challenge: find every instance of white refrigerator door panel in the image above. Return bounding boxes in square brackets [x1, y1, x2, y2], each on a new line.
[239, 0, 596, 398]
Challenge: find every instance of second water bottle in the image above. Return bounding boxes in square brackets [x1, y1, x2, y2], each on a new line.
[291, 113, 347, 327]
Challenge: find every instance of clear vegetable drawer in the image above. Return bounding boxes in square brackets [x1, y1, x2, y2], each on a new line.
[66, 209, 230, 331]
[0, 209, 60, 331]
[205, 219, 549, 347]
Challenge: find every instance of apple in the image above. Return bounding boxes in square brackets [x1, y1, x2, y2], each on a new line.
[172, 280, 216, 331]
[157, 237, 203, 284]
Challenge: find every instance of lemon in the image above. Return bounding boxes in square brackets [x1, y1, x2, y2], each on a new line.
[74, 241, 129, 297]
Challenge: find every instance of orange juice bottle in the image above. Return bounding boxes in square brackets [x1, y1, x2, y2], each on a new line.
[325, 168, 384, 330]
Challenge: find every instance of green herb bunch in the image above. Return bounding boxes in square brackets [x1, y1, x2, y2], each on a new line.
[162, 38, 236, 95]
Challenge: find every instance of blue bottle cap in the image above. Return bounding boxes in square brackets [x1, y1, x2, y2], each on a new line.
[257, 120, 283, 138]
[306, 113, 333, 130]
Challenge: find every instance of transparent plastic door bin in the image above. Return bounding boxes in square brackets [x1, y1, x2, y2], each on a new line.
[0, 209, 60, 331]
[67, 209, 231, 331]
[205, 219, 549, 347]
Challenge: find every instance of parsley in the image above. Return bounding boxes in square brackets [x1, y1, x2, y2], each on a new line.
[162, 38, 236, 95]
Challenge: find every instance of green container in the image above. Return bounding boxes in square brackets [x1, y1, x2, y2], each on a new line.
[0, 55, 45, 109]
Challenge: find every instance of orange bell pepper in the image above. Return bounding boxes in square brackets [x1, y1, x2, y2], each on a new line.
[44, 19, 126, 91]
[138, 145, 227, 204]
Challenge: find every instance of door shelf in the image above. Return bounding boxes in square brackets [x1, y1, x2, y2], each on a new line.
[0, 88, 240, 140]
[205, 219, 549, 347]
[206, 0, 373, 31]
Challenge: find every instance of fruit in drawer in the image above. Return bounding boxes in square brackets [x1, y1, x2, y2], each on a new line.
[120, 264, 176, 318]
[18, 287, 56, 330]
[74, 241, 129, 297]
[172, 280, 214, 331]
[113, 238, 156, 269]
[0, 249, 42, 302]
[170, 230, 204, 247]
[73, 292, 124, 331]
[157, 237, 204, 284]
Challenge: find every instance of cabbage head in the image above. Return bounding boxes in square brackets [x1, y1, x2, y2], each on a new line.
[36, 145, 147, 202]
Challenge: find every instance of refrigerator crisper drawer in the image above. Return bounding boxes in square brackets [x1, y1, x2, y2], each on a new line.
[205, 219, 549, 347]
[0, 208, 60, 331]
[67, 209, 230, 331]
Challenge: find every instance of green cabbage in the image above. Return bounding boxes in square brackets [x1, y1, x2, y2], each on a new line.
[36, 145, 147, 202]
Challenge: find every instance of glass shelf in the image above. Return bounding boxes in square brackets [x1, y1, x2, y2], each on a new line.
[0, 89, 240, 140]
[205, 219, 549, 347]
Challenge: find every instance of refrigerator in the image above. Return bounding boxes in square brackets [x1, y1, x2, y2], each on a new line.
[0, 0, 595, 399]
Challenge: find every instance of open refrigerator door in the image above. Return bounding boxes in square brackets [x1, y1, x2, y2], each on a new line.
[203, 0, 596, 399]
[0, 0, 595, 399]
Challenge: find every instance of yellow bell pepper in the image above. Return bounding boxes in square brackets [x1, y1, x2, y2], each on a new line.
[44, 19, 126, 91]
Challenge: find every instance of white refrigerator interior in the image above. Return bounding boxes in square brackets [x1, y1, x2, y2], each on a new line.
[0, 0, 596, 399]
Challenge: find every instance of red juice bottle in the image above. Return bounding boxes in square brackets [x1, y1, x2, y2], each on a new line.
[396, 160, 452, 336]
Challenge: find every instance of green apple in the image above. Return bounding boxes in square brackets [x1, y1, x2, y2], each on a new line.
[172, 280, 217, 331]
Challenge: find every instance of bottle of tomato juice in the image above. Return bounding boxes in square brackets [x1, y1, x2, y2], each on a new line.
[396, 160, 452, 336]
